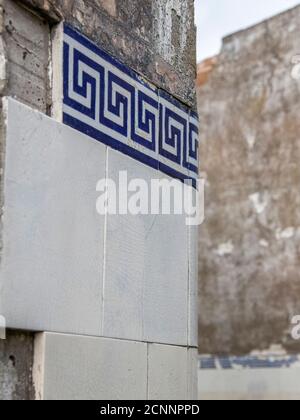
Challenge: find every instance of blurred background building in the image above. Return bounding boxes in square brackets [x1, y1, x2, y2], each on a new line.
[197, 4, 300, 400]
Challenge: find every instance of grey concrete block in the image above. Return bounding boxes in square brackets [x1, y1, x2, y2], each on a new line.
[0, 98, 106, 336]
[188, 225, 198, 347]
[148, 343, 189, 400]
[0, 330, 35, 400]
[103, 149, 188, 346]
[34, 333, 148, 400]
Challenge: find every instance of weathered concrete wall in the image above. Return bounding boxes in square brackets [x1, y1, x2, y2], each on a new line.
[19, 0, 197, 108]
[197, 5, 300, 355]
[0, 330, 34, 400]
[1, 0, 50, 112]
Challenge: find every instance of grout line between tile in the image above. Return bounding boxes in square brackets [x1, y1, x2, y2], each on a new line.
[100, 147, 109, 336]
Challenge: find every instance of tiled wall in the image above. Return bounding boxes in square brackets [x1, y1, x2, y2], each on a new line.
[34, 333, 197, 400]
[61, 25, 199, 187]
[1, 98, 197, 348]
[0, 23, 198, 399]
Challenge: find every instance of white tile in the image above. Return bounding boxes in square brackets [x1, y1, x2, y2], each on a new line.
[183, 178, 200, 348]
[148, 344, 188, 400]
[186, 111, 199, 347]
[34, 333, 147, 400]
[103, 150, 188, 346]
[188, 349, 198, 400]
[143, 176, 188, 345]
[0, 98, 106, 336]
[102, 148, 159, 341]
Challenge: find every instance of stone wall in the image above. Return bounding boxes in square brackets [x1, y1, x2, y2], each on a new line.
[18, 0, 197, 109]
[197, 5, 300, 355]
[2, 0, 50, 112]
[0, 0, 198, 400]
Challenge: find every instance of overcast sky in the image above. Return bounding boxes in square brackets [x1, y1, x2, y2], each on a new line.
[195, 0, 300, 61]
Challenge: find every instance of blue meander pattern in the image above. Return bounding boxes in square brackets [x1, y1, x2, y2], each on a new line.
[63, 25, 199, 187]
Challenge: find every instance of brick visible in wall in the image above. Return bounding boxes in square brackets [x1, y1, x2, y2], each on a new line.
[2, 0, 50, 112]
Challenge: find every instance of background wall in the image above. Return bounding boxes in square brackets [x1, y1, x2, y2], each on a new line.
[197, 5, 300, 356]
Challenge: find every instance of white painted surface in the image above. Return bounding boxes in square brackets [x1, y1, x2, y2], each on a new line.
[142, 190, 188, 346]
[35, 333, 148, 400]
[0, 98, 197, 400]
[103, 149, 189, 346]
[143, 171, 189, 346]
[148, 343, 189, 400]
[0, 98, 106, 336]
[198, 368, 300, 400]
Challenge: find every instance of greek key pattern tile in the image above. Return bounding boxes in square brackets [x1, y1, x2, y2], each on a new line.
[63, 25, 199, 186]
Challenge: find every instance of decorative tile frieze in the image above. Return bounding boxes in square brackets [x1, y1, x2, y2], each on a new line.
[63, 25, 199, 186]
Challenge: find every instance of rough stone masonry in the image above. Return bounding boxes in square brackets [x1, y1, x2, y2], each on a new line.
[3, 0, 197, 110]
[197, 5, 300, 356]
[0, 0, 197, 400]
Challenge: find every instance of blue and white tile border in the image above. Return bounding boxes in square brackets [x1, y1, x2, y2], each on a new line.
[62, 25, 199, 187]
